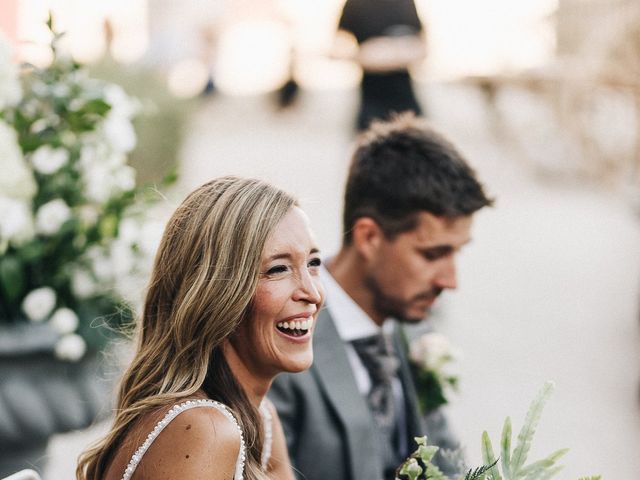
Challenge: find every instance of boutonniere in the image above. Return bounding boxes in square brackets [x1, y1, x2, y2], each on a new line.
[408, 332, 460, 413]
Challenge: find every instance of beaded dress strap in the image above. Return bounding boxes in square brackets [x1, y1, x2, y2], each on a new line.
[121, 399, 246, 480]
[259, 399, 273, 470]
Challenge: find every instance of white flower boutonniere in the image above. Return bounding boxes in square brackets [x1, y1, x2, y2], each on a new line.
[408, 332, 460, 412]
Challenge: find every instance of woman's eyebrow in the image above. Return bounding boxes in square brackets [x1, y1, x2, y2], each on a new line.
[266, 247, 320, 262]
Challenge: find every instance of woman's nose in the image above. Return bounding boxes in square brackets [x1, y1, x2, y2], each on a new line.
[294, 271, 323, 304]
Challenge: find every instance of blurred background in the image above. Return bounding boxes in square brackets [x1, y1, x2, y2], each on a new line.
[1, 0, 639, 478]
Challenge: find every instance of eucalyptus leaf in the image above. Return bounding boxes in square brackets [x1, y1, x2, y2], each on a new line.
[482, 431, 502, 480]
[511, 382, 555, 474]
[501, 417, 512, 479]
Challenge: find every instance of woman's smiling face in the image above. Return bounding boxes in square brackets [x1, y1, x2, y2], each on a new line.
[228, 206, 325, 381]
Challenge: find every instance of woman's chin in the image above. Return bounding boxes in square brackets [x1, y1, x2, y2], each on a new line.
[280, 351, 313, 374]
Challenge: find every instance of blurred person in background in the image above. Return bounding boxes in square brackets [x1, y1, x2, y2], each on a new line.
[270, 114, 493, 480]
[76, 177, 324, 480]
[334, 0, 428, 131]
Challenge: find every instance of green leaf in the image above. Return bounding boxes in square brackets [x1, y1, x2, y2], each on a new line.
[17, 241, 45, 262]
[511, 382, 555, 475]
[518, 448, 568, 478]
[416, 444, 439, 464]
[500, 417, 512, 479]
[481, 431, 502, 480]
[82, 98, 111, 116]
[399, 458, 423, 480]
[535, 464, 563, 480]
[0, 256, 25, 304]
[464, 460, 499, 480]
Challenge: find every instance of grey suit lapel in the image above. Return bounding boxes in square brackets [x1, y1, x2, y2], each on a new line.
[312, 307, 381, 480]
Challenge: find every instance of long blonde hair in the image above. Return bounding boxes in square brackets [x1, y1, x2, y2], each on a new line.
[77, 176, 296, 479]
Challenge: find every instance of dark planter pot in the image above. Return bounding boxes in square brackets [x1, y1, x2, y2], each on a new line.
[0, 322, 115, 477]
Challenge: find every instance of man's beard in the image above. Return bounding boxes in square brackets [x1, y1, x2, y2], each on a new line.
[364, 275, 442, 323]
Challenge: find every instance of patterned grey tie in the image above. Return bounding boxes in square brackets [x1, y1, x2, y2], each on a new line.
[351, 333, 401, 473]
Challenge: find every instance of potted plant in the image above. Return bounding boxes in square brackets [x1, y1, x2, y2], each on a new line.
[0, 19, 167, 475]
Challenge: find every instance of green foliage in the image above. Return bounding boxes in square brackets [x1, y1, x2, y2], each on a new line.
[396, 436, 448, 480]
[0, 17, 169, 358]
[476, 382, 569, 480]
[395, 383, 601, 480]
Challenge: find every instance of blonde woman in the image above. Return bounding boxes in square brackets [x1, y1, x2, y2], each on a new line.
[77, 177, 324, 480]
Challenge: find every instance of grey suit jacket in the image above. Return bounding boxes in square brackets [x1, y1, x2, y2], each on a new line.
[269, 308, 459, 480]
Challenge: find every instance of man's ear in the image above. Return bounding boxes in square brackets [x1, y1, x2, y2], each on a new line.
[352, 217, 384, 261]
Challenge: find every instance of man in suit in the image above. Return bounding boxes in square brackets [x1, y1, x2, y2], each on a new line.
[270, 113, 493, 480]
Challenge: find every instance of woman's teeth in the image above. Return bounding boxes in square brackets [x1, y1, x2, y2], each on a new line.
[276, 318, 313, 336]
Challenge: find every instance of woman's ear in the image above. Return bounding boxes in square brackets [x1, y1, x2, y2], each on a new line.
[351, 217, 384, 262]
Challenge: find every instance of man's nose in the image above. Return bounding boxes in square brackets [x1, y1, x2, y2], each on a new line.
[434, 257, 457, 290]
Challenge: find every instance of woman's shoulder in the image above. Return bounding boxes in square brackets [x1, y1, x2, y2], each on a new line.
[113, 400, 243, 480]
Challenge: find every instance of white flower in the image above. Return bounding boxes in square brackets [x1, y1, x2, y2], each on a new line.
[0, 34, 22, 109]
[22, 287, 57, 322]
[49, 307, 79, 334]
[35, 198, 72, 235]
[54, 333, 87, 362]
[87, 246, 113, 282]
[71, 268, 97, 298]
[102, 113, 136, 153]
[409, 332, 459, 371]
[117, 217, 140, 245]
[0, 196, 35, 245]
[0, 120, 36, 200]
[78, 205, 100, 228]
[30, 145, 69, 174]
[103, 83, 139, 118]
[113, 165, 136, 192]
[82, 162, 111, 203]
[110, 239, 135, 277]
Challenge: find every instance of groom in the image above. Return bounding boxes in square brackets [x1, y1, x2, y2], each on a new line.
[270, 113, 493, 480]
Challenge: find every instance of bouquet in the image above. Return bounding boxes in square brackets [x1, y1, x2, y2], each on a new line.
[395, 382, 601, 480]
[0, 20, 166, 361]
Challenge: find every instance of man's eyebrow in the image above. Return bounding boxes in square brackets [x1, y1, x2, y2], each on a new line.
[420, 245, 454, 256]
[420, 239, 473, 254]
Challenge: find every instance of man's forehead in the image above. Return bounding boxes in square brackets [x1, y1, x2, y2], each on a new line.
[412, 212, 473, 243]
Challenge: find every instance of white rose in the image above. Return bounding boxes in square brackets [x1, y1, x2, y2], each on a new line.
[113, 165, 136, 192]
[35, 198, 72, 235]
[0, 120, 36, 200]
[30, 145, 69, 174]
[54, 333, 87, 362]
[110, 239, 135, 277]
[118, 217, 140, 245]
[87, 246, 113, 282]
[103, 83, 139, 118]
[71, 268, 97, 298]
[0, 196, 35, 245]
[49, 307, 79, 334]
[102, 113, 136, 153]
[78, 205, 100, 228]
[22, 286, 57, 322]
[409, 332, 458, 370]
[0, 34, 22, 109]
[82, 162, 111, 203]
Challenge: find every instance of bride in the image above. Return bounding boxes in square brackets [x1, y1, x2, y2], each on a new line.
[77, 177, 324, 480]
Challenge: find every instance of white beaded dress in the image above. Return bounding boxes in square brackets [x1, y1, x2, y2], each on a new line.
[120, 399, 272, 480]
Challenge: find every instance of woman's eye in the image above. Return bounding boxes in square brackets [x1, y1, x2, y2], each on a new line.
[265, 265, 289, 275]
[308, 257, 322, 268]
